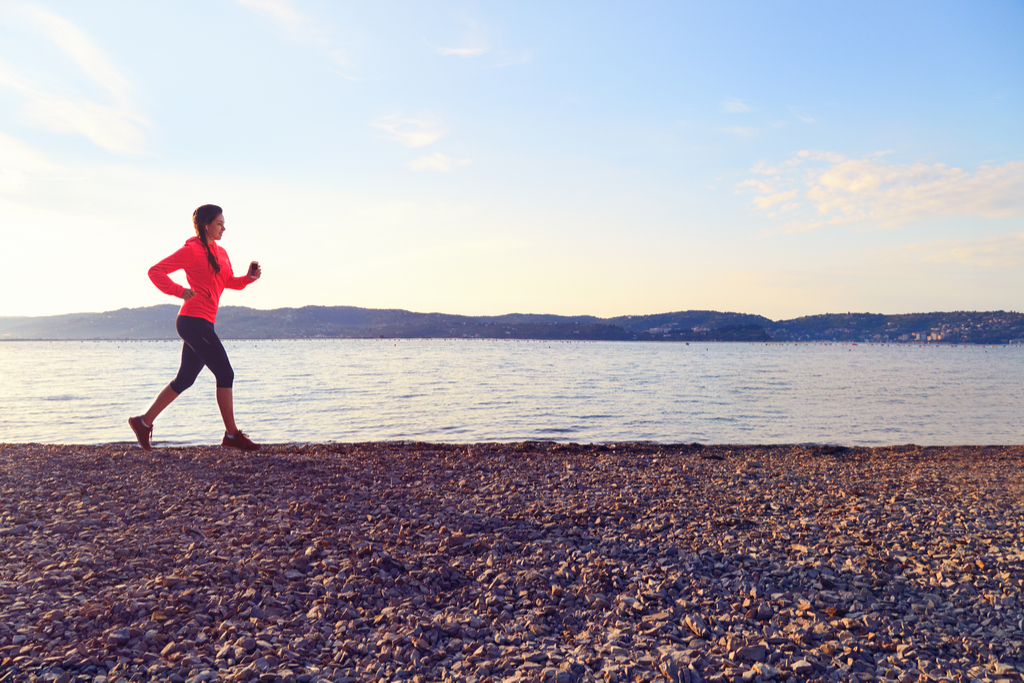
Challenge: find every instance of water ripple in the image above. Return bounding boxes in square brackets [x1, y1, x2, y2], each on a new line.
[1, 340, 1022, 446]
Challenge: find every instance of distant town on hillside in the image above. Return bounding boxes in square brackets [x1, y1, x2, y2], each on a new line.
[2, 306, 1023, 344]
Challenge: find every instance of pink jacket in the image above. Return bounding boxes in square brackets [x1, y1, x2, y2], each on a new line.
[149, 237, 251, 323]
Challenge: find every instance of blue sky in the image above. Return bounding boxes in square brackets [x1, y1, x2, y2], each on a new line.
[1, 0, 1021, 319]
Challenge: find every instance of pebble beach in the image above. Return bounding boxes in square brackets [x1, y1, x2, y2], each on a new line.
[1, 442, 1022, 683]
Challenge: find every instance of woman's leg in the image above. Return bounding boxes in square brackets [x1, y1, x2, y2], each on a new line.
[129, 328, 204, 450]
[216, 387, 238, 436]
[175, 316, 240, 436]
[141, 335, 205, 425]
[143, 384, 180, 425]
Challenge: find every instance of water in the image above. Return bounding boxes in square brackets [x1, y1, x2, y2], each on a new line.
[1, 339, 1021, 446]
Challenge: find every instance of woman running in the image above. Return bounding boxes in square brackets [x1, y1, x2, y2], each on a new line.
[129, 204, 262, 451]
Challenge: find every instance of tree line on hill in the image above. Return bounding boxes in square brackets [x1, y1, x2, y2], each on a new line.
[1, 305, 1022, 344]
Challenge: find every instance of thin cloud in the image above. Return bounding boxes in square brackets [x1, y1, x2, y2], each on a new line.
[737, 179, 773, 194]
[739, 151, 1024, 231]
[236, 0, 304, 28]
[373, 116, 447, 148]
[0, 132, 58, 172]
[433, 17, 490, 58]
[723, 126, 755, 138]
[408, 153, 471, 172]
[329, 69, 377, 83]
[797, 150, 846, 164]
[235, 0, 356, 73]
[0, 132, 55, 192]
[430, 18, 532, 68]
[752, 189, 799, 211]
[899, 234, 1024, 269]
[0, 7, 149, 155]
[489, 52, 534, 68]
[723, 99, 752, 113]
[788, 107, 815, 124]
[0, 169, 23, 191]
[24, 6, 133, 105]
[236, 0, 314, 38]
[437, 46, 489, 57]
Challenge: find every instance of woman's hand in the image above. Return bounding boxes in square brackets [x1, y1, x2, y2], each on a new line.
[182, 289, 196, 301]
[248, 264, 262, 282]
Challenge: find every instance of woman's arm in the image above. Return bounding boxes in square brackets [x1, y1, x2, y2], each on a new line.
[148, 245, 193, 298]
[225, 262, 260, 290]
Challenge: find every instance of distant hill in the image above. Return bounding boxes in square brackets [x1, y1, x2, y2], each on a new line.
[767, 311, 1024, 344]
[1, 305, 1021, 343]
[0, 306, 182, 340]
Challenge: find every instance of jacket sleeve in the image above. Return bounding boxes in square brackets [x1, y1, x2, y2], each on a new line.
[223, 260, 253, 291]
[148, 246, 191, 298]
[225, 275, 252, 290]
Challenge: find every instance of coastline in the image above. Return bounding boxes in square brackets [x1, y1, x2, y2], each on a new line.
[1, 442, 1021, 682]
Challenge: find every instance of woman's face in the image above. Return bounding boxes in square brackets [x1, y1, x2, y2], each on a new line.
[205, 214, 225, 241]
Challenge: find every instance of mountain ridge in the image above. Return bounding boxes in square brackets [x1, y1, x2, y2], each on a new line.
[1, 305, 1022, 344]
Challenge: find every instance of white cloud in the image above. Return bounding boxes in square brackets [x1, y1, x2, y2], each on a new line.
[737, 179, 772, 194]
[739, 151, 1024, 231]
[752, 189, 799, 211]
[0, 7, 149, 155]
[723, 126, 755, 138]
[373, 115, 447, 148]
[408, 153, 471, 172]
[723, 98, 751, 113]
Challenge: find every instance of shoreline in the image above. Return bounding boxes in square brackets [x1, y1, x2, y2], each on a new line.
[1, 443, 1022, 682]
[8, 439, 1024, 450]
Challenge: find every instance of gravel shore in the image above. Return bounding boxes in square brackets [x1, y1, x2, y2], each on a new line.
[1, 442, 1022, 683]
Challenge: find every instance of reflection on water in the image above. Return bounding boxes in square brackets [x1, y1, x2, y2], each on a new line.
[1, 339, 1021, 446]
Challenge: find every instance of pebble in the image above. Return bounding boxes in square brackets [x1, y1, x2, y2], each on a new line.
[0, 442, 1022, 682]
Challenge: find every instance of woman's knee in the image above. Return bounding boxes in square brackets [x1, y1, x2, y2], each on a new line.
[215, 366, 234, 389]
[170, 375, 196, 394]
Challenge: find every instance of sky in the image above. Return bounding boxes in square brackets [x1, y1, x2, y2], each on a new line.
[0, 1, 1022, 321]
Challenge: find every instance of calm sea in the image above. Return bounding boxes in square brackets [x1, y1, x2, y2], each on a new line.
[1, 339, 1021, 447]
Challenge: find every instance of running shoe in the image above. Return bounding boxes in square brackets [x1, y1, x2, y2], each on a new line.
[128, 416, 153, 451]
[222, 431, 260, 451]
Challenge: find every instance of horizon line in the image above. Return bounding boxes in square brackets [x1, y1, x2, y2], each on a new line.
[1, 302, 1020, 324]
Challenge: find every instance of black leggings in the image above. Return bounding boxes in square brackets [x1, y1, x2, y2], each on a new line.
[170, 315, 234, 393]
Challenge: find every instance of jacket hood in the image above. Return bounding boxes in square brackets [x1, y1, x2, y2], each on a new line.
[185, 236, 222, 252]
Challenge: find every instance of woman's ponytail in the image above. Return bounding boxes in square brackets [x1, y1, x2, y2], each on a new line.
[192, 204, 222, 274]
